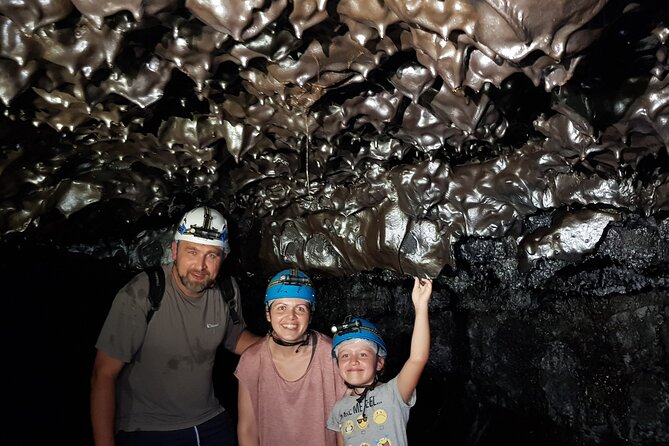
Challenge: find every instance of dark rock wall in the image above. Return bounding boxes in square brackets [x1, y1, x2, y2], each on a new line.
[307, 214, 669, 445]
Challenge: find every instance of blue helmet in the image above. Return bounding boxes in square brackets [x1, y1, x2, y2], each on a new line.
[265, 269, 316, 308]
[331, 317, 387, 358]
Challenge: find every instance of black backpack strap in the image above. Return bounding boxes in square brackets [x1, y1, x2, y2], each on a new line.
[145, 266, 165, 323]
[217, 275, 240, 325]
[144, 266, 237, 325]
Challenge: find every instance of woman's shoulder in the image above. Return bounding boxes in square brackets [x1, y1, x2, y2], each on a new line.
[239, 336, 268, 361]
[312, 331, 338, 362]
[313, 330, 334, 345]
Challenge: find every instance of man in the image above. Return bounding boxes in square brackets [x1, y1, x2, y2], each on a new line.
[91, 206, 261, 446]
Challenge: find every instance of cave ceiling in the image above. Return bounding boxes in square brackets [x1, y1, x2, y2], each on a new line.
[1, 0, 668, 278]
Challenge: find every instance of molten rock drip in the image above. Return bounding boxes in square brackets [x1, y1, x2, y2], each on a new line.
[0, 1, 668, 278]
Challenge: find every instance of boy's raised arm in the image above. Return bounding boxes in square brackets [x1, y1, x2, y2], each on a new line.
[397, 277, 432, 403]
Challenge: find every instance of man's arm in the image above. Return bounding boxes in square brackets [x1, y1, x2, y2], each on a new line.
[396, 277, 432, 403]
[234, 329, 262, 355]
[237, 382, 260, 446]
[90, 350, 125, 446]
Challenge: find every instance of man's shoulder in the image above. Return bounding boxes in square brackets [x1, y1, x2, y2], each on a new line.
[216, 274, 239, 296]
[116, 266, 154, 297]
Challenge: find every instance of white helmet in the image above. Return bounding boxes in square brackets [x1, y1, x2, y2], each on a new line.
[174, 206, 230, 253]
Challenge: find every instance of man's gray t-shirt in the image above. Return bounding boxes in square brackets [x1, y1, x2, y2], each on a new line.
[95, 263, 246, 432]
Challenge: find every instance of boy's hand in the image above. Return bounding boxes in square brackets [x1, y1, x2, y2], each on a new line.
[412, 276, 432, 309]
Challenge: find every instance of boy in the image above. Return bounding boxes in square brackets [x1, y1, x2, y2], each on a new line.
[327, 277, 432, 446]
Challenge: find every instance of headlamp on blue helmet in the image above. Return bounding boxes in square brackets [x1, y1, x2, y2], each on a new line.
[265, 269, 316, 310]
[331, 316, 387, 359]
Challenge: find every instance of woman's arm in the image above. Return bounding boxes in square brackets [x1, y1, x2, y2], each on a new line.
[237, 382, 260, 446]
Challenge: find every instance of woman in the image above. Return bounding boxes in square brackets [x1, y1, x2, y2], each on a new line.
[235, 269, 346, 446]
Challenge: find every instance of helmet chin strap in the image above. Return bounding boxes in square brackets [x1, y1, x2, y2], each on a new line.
[270, 329, 312, 353]
[345, 375, 379, 422]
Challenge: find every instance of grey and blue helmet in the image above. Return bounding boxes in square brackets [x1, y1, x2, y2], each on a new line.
[331, 317, 387, 358]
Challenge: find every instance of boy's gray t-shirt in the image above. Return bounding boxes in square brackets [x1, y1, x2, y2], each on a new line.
[327, 376, 416, 446]
[95, 263, 246, 432]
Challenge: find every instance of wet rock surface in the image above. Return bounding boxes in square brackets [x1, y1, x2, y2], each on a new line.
[1, 0, 668, 278]
[2, 1, 669, 444]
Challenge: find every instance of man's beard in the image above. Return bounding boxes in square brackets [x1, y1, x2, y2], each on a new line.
[180, 271, 214, 293]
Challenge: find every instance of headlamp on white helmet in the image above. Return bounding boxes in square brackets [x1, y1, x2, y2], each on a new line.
[174, 206, 230, 254]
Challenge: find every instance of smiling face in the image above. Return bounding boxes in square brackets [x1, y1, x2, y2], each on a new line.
[266, 298, 312, 342]
[172, 240, 224, 297]
[335, 340, 384, 387]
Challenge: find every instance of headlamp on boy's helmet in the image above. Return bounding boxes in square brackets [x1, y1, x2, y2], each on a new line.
[331, 316, 387, 358]
[174, 207, 230, 254]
